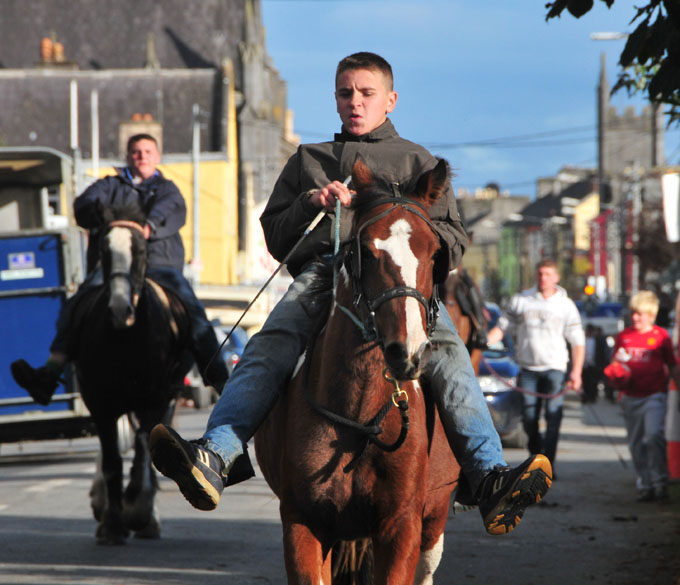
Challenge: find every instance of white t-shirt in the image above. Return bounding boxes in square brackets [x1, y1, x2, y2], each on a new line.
[497, 285, 585, 372]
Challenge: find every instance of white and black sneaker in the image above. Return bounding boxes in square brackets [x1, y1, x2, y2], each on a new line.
[149, 424, 226, 511]
[477, 454, 553, 535]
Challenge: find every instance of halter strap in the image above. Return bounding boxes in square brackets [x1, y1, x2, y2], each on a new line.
[335, 196, 440, 341]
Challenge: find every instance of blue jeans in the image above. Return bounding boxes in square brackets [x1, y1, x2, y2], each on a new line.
[518, 368, 566, 465]
[205, 262, 505, 492]
[51, 265, 227, 389]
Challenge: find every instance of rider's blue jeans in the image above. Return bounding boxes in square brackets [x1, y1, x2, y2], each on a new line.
[50, 265, 227, 389]
[204, 262, 506, 493]
[517, 368, 566, 465]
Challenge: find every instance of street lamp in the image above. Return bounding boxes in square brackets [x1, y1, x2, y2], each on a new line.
[589, 32, 629, 40]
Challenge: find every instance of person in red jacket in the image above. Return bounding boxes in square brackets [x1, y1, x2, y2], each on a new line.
[610, 290, 680, 501]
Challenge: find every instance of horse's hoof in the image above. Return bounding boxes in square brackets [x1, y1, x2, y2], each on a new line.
[122, 490, 154, 531]
[134, 516, 161, 540]
[96, 522, 129, 546]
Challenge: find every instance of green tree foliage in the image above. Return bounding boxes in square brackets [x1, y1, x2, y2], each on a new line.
[546, 0, 680, 125]
[635, 202, 680, 283]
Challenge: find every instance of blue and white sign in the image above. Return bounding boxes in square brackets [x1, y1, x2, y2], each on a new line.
[9, 252, 36, 270]
[1, 252, 43, 280]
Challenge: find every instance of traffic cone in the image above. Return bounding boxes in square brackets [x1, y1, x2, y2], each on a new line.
[666, 386, 680, 480]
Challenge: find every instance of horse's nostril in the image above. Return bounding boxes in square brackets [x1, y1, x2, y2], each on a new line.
[384, 342, 408, 366]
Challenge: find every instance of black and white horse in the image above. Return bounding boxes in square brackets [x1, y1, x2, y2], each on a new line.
[73, 201, 191, 544]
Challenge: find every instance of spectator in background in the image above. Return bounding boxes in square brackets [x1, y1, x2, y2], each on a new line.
[487, 258, 585, 475]
[582, 324, 609, 403]
[608, 290, 680, 502]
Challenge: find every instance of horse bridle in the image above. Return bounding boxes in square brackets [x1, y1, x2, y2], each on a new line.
[337, 195, 441, 343]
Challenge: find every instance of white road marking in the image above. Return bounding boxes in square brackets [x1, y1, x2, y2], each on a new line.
[25, 478, 73, 493]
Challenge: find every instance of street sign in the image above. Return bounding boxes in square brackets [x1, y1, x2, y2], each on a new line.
[662, 172, 680, 242]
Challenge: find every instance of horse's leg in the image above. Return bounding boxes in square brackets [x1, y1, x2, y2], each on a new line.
[413, 533, 443, 585]
[89, 453, 106, 521]
[123, 427, 159, 538]
[281, 520, 329, 584]
[414, 490, 451, 585]
[372, 520, 422, 585]
[469, 347, 482, 376]
[95, 417, 128, 545]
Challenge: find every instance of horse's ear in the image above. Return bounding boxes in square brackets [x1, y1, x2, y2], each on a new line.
[415, 158, 450, 207]
[351, 155, 374, 192]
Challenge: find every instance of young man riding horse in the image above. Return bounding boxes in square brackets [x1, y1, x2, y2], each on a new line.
[150, 52, 552, 536]
[11, 134, 227, 403]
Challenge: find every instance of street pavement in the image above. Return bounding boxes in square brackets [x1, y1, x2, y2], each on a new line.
[0, 393, 678, 584]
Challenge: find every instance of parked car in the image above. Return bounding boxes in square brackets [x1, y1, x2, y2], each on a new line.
[183, 323, 248, 409]
[574, 299, 624, 342]
[478, 303, 526, 448]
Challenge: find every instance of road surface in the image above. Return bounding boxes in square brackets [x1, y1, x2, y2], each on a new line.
[0, 395, 678, 584]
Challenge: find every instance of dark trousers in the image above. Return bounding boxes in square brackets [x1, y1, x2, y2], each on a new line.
[51, 265, 227, 390]
[582, 365, 601, 403]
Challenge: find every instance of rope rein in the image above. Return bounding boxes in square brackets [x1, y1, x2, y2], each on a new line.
[479, 353, 575, 399]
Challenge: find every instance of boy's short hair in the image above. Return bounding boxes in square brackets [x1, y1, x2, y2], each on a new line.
[127, 133, 158, 154]
[336, 52, 394, 90]
[629, 290, 659, 318]
[536, 258, 558, 272]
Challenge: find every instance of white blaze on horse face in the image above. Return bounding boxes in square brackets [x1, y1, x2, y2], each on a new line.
[107, 227, 133, 307]
[373, 219, 429, 353]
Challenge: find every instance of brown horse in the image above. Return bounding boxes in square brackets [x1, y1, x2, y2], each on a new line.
[442, 269, 486, 375]
[255, 157, 459, 584]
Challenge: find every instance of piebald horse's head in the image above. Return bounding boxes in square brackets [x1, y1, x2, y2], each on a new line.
[340, 156, 449, 381]
[97, 202, 148, 329]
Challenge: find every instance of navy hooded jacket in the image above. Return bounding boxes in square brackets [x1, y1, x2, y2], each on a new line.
[74, 167, 186, 272]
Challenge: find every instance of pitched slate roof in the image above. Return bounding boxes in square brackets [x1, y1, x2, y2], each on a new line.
[0, 0, 245, 82]
[0, 69, 219, 157]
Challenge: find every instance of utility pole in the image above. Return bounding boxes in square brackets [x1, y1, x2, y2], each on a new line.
[630, 161, 642, 295]
[191, 103, 201, 287]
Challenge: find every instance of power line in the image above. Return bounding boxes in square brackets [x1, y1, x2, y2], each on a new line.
[295, 119, 661, 151]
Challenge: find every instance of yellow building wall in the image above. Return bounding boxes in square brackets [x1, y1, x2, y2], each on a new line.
[573, 193, 600, 251]
[84, 158, 239, 286]
[160, 160, 238, 285]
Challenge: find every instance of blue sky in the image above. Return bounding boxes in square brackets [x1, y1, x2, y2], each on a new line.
[261, 0, 679, 198]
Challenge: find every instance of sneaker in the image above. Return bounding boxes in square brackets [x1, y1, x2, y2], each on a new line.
[149, 424, 226, 511]
[477, 454, 553, 535]
[10, 359, 59, 405]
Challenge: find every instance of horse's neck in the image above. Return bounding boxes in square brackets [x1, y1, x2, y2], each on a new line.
[305, 287, 388, 409]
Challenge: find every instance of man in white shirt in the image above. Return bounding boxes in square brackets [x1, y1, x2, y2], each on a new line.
[487, 259, 585, 472]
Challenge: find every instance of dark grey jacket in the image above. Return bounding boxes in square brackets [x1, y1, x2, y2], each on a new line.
[260, 119, 468, 280]
[74, 168, 186, 272]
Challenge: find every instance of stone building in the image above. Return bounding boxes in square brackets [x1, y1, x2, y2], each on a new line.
[0, 0, 297, 287]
